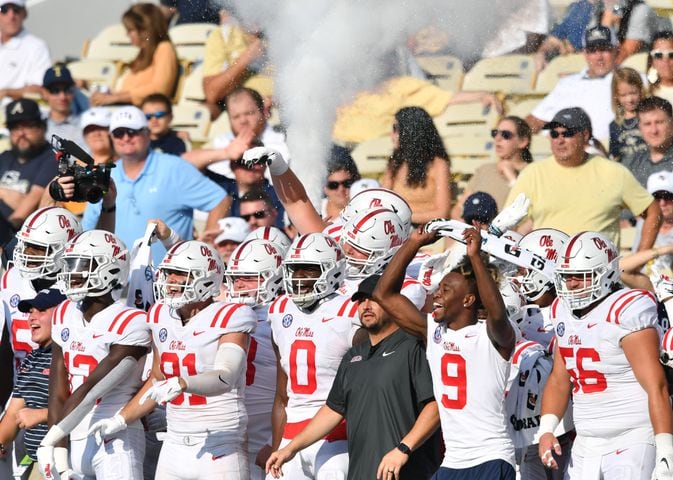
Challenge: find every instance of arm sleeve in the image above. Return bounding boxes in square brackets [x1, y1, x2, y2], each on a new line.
[113, 311, 151, 348]
[326, 355, 349, 415]
[174, 159, 228, 212]
[27, 39, 52, 86]
[620, 166, 655, 216]
[126, 42, 179, 105]
[613, 290, 661, 342]
[11, 355, 30, 399]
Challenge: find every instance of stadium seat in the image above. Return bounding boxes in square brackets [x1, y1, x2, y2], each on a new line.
[171, 103, 211, 144]
[178, 63, 206, 104]
[620, 52, 648, 73]
[349, 136, 391, 177]
[535, 53, 585, 93]
[83, 24, 139, 63]
[647, 0, 673, 17]
[169, 23, 217, 64]
[506, 98, 540, 118]
[414, 54, 464, 92]
[530, 134, 552, 160]
[67, 60, 119, 91]
[208, 109, 232, 140]
[445, 136, 494, 173]
[620, 225, 636, 252]
[462, 55, 536, 94]
[433, 101, 499, 138]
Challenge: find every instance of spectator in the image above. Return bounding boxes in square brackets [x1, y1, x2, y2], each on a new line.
[508, 107, 660, 250]
[0, 99, 58, 230]
[647, 31, 673, 105]
[240, 188, 282, 229]
[461, 192, 499, 229]
[266, 274, 441, 480]
[481, 0, 551, 58]
[0, 0, 50, 104]
[141, 93, 186, 156]
[159, 0, 219, 25]
[528, 25, 618, 140]
[0, 289, 64, 474]
[603, 0, 666, 64]
[609, 67, 647, 162]
[453, 116, 532, 218]
[90, 3, 178, 107]
[212, 216, 250, 263]
[631, 172, 673, 268]
[80, 107, 114, 164]
[41, 64, 84, 147]
[381, 106, 451, 226]
[321, 146, 360, 222]
[81, 106, 230, 264]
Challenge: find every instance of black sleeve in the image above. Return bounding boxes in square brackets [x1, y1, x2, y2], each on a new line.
[0, 322, 14, 406]
[409, 340, 435, 407]
[326, 354, 349, 415]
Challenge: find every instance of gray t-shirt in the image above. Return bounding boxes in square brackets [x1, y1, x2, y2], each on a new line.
[621, 145, 673, 187]
[46, 114, 84, 148]
[626, 3, 660, 42]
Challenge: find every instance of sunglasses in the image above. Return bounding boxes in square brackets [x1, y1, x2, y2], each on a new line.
[326, 179, 354, 190]
[111, 127, 143, 139]
[549, 129, 578, 139]
[145, 111, 169, 120]
[241, 209, 269, 221]
[47, 85, 74, 95]
[651, 50, 673, 60]
[654, 192, 673, 202]
[0, 4, 24, 14]
[490, 129, 514, 140]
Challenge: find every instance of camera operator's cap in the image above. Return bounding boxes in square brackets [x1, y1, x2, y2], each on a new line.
[109, 106, 147, 132]
[18, 289, 66, 313]
[463, 191, 498, 224]
[215, 217, 251, 245]
[583, 25, 618, 49]
[81, 107, 112, 131]
[5, 98, 43, 128]
[351, 274, 382, 302]
[43, 65, 74, 88]
[542, 107, 593, 133]
[0, 0, 26, 7]
[647, 171, 673, 195]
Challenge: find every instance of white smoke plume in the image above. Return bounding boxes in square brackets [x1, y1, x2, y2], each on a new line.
[226, 0, 526, 206]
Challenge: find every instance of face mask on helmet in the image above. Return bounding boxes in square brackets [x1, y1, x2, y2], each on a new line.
[226, 239, 283, 305]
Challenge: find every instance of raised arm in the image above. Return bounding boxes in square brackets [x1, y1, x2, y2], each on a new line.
[636, 200, 663, 252]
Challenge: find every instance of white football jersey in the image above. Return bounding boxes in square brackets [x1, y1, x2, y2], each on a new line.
[0, 267, 38, 365]
[269, 293, 359, 423]
[550, 288, 660, 455]
[148, 301, 256, 439]
[518, 304, 554, 349]
[337, 276, 427, 311]
[51, 300, 150, 439]
[426, 319, 515, 469]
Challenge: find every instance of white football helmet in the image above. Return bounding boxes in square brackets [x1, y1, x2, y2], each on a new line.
[283, 233, 346, 308]
[57, 230, 129, 302]
[512, 228, 569, 302]
[340, 188, 412, 232]
[244, 226, 291, 255]
[554, 231, 620, 310]
[661, 328, 673, 368]
[14, 207, 82, 280]
[154, 241, 224, 309]
[340, 208, 407, 278]
[226, 239, 283, 305]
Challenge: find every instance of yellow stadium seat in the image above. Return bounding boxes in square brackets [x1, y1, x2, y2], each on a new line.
[433, 101, 499, 138]
[620, 225, 636, 251]
[350, 136, 391, 177]
[171, 103, 211, 143]
[530, 134, 552, 160]
[506, 98, 540, 118]
[67, 60, 119, 91]
[84, 24, 139, 63]
[169, 23, 217, 64]
[178, 63, 205, 104]
[620, 52, 648, 73]
[208, 109, 232, 140]
[535, 53, 586, 93]
[462, 55, 536, 94]
[414, 54, 464, 92]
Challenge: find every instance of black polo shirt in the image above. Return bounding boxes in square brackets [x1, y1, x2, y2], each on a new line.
[327, 328, 440, 480]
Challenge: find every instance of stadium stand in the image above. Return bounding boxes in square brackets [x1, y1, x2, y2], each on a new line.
[461, 54, 536, 94]
[169, 23, 217, 65]
[533, 53, 585, 94]
[66, 59, 120, 91]
[414, 54, 464, 92]
[433, 101, 499, 138]
[82, 24, 139, 63]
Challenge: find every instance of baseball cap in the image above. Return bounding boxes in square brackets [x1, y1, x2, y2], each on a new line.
[5, 99, 43, 128]
[542, 107, 593, 133]
[215, 217, 251, 245]
[0, 0, 26, 7]
[81, 107, 112, 131]
[43, 65, 74, 88]
[462, 192, 498, 224]
[18, 289, 66, 313]
[350, 178, 381, 198]
[109, 106, 148, 132]
[647, 171, 673, 195]
[583, 25, 618, 50]
[351, 274, 382, 302]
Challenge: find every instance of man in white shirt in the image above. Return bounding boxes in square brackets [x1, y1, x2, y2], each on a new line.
[0, 0, 50, 104]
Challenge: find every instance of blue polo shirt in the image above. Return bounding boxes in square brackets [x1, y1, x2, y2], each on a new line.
[82, 150, 226, 264]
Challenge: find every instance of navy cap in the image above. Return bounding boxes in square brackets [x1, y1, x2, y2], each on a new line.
[543, 107, 593, 133]
[43, 65, 74, 88]
[5, 98, 43, 127]
[351, 274, 382, 302]
[584, 25, 617, 50]
[18, 289, 66, 313]
[462, 192, 498, 224]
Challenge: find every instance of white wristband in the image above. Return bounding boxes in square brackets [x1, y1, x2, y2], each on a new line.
[268, 157, 289, 176]
[538, 414, 560, 435]
[656, 433, 673, 453]
[161, 228, 180, 249]
[54, 446, 70, 472]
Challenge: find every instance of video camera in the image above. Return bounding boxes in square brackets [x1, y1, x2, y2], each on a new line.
[48, 135, 115, 203]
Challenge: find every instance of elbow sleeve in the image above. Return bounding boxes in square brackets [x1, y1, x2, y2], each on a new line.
[184, 343, 247, 396]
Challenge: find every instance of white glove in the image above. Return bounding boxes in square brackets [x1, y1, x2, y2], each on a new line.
[140, 377, 183, 405]
[37, 445, 59, 480]
[87, 414, 127, 442]
[242, 146, 289, 176]
[423, 218, 452, 233]
[418, 251, 450, 292]
[653, 269, 673, 303]
[489, 193, 530, 236]
[655, 433, 673, 480]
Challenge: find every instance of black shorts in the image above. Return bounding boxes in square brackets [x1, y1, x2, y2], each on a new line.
[432, 459, 515, 480]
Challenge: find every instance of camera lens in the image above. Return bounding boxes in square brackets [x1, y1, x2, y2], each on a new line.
[85, 186, 104, 203]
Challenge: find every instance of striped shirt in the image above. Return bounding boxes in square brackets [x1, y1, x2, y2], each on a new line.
[12, 344, 51, 461]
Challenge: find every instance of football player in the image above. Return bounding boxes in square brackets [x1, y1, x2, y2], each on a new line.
[538, 232, 673, 479]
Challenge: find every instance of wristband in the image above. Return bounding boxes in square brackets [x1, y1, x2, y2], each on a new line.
[538, 414, 560, 436]
[101, 204, 116, 214]
[396, 442, 411, 455]
[656, 433, 673, 452]
[161, 228, 180, 249]
[54, 447, 70, 472]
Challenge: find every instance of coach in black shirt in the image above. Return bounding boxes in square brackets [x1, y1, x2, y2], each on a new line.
[266, 275, 441, 480]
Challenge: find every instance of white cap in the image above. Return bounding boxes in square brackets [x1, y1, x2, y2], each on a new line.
[349, 178, 381, 198]
[647, 171, 673, 194]
[214, 217, 251, 245]
[109, 106, 147, 132]
[80, 107, 112, 131]
[0, 0, 26, 7]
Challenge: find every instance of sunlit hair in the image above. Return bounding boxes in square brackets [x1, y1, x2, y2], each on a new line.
[122, 3, 171, 73]
[611, 67, 646, 123]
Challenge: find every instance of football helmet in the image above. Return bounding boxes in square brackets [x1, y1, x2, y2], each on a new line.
[14, 207, 82, 280]
[283, 233, 345, 308]
[154, 241, 224, 309]
[58, 230, 129, 302]
[226, 239, 283, 305]
[340, 188, 412, 232]
[554, 231, 620, 310]
[661, 328, 673, 368]
[512, 228, 569, 301]
[340, 208, 407, 278]
[244, 226, 291, 255]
